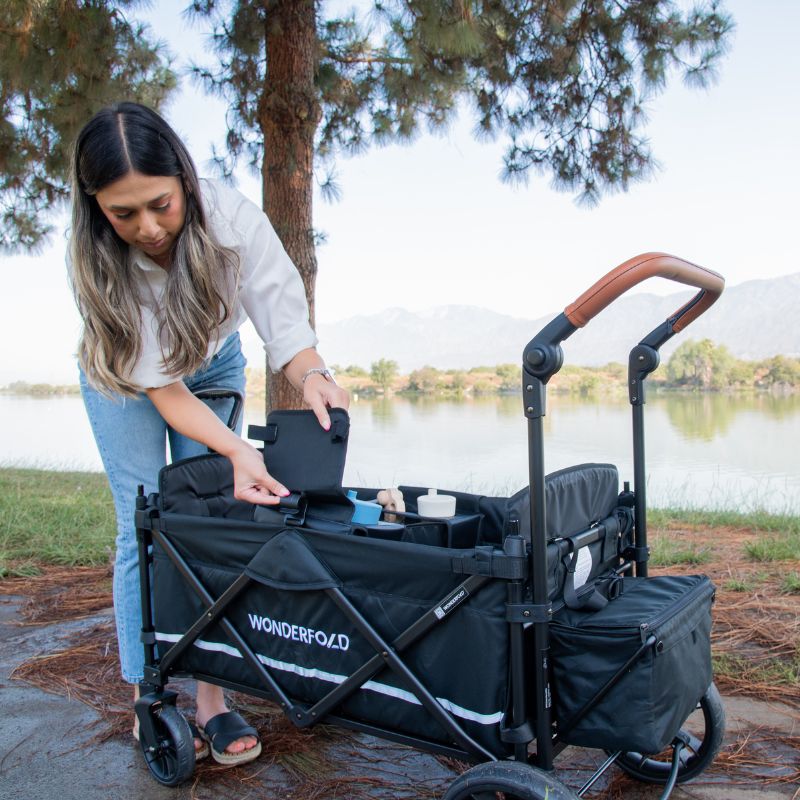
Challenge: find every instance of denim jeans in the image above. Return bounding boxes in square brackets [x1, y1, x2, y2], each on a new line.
[80, 332, 247, 683]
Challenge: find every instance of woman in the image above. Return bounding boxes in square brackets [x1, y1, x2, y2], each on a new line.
[69, 102, 349, 765]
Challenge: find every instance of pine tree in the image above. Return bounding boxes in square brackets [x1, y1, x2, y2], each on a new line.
[0, 1, 176, 250]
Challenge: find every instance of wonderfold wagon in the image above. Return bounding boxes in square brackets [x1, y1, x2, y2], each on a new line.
[134, 253, 726, 799]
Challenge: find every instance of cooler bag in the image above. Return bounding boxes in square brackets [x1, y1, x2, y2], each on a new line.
[548, 574, 715, 753]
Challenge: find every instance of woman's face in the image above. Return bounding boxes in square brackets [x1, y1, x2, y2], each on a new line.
[94, 171, 186, 268]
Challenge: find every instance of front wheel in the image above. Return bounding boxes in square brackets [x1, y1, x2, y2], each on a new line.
[609, 683, 725, 784]
[138, 703, 196, 786]
[442, 761, 578, 800]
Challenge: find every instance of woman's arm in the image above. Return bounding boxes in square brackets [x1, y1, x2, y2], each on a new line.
[147, 349, 348, 505]
[282, 348, 350, 430]
[146, 382, 289, 505]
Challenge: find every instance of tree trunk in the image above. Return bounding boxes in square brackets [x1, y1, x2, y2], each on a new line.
[259, 0, 320, 412]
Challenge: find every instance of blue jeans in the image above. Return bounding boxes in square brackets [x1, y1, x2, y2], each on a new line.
[80, 332, 247, 683]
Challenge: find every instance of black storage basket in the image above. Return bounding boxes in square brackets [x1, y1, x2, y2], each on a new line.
[150, 450, 514, 757]
[548, 574, 715, 754]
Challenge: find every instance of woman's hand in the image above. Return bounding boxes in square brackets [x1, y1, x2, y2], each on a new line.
[146, 383, 289, 506]
[302, 373, 350, 430]
[229, 441, 289, 505]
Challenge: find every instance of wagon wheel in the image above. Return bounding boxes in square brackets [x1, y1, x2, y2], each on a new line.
[608, 683, 725, 785]
[442, 761, 578, 800]
[138, 703, 196, 786]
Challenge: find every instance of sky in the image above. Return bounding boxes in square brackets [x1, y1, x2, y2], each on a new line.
[2, 0, 799, 384]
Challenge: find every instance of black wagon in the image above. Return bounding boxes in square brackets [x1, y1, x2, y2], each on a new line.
[134, 252, 727, 799]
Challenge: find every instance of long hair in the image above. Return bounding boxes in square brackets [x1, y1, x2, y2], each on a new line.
[69, 102, 239, 396]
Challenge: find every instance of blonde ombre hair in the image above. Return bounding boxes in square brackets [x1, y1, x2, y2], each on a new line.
[69, 102, 239, 396]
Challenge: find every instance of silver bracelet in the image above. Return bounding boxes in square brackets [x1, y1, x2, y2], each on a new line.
[301, 367, 336, 385]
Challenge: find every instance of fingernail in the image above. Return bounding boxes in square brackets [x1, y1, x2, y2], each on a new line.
[280, 488, 290, 496]
[323, 419, 331, 431]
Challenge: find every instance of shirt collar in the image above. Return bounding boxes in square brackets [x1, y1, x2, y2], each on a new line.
[129, 247, 167, 275]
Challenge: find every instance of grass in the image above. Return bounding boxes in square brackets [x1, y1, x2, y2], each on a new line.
[722, 576, 758, 592]
[713, 652, 800, 688]
[743, 532, 800, 562]
[781, 571, 800, 594]
[648, 505, 799, 566]
[720, 571, 775, 593]
[649, 535, 712, 566]
[0, 468, 115, 577]
[648, 506, 800, 535]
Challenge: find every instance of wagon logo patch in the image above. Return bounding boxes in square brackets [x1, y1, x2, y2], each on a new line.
[434, 587, 470, 619]
[248, 613, 350, 651]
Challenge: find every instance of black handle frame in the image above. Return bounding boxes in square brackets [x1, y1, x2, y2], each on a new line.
[521, 253, 724, 771]
[191, 386, 244, 433]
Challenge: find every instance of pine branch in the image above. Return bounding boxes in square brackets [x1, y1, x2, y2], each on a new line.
[326, 52, 413, 65]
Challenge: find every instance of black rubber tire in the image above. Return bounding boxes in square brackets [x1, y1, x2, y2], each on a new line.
[442, 761, 578, 800]
[609, 682, 726, 785]
[138, 703, 196, 787]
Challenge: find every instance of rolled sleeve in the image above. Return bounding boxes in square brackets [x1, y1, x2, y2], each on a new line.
[263, 319, 318, 372]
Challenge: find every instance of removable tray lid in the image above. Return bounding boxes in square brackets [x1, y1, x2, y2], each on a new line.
[248, 407, 350, 497]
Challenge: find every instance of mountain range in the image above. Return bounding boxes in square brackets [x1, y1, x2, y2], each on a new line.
[242, 272, 800, 372]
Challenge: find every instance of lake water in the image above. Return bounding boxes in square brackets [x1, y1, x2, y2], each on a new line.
[1, 392, 798, 513]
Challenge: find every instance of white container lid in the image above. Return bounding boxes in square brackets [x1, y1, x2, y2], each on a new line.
[417, 488, 456, 518]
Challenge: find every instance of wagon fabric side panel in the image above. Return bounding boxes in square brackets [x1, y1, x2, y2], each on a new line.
[151, 512, 511, 756]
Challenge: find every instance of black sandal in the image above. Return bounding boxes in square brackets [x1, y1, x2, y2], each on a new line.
[197, 711, 261, 766]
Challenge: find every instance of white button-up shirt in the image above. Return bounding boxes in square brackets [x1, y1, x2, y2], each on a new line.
[76, 179, 318, 390]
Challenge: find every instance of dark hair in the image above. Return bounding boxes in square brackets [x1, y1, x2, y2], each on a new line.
[75, 101, 187, 186]
[69, 102, 239, 396]
[73, 101, 207, 234]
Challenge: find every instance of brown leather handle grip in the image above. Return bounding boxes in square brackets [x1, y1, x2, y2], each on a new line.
[564, 252, 725, 332]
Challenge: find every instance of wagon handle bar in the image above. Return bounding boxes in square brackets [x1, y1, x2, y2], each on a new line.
[564, 252, 724, 332]
[522, 252, 724, 386]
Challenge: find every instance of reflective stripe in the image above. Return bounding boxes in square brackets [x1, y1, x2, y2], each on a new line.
[157, 632, 243, 659]
[155, 632, 503, 726]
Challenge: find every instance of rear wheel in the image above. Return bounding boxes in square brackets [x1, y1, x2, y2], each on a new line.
[609, 683, 725, 784]
[138, 703, 195, 786]
[442, 761, 578, 800]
